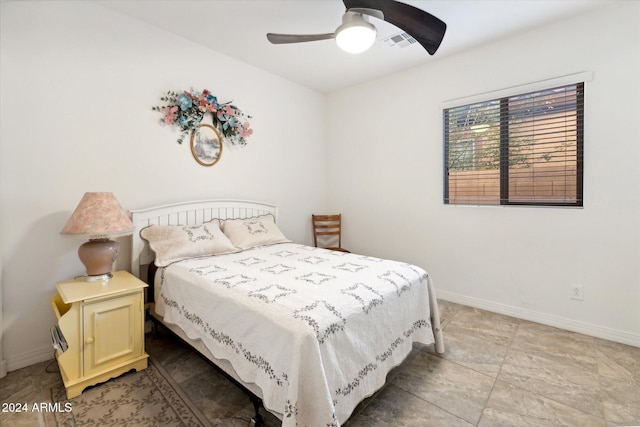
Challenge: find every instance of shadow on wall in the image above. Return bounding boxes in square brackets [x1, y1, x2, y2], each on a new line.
[1, 211, 134, 338]
[2, 212, 74, 347]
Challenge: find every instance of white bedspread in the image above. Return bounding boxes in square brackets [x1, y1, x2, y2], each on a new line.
[154, 243, 444, 427]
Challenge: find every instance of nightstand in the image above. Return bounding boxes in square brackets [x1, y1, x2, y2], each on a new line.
[50, 270, 148, 399]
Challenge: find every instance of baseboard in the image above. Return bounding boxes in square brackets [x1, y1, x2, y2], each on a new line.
[6, 345, 55, 372]
[437, 290, 640, 348]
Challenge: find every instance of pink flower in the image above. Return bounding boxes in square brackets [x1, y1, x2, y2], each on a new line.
[198, 100, 209, 112]
[224, 105, 235, 116]
[162, 106, 178, 124]
[241, 122, 253, 138]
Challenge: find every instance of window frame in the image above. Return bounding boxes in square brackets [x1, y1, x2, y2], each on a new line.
[442, 74, 588, 208]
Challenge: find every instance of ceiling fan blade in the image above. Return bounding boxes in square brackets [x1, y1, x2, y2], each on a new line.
[267, 33, 335, 44]
[343, 0, 446, 55]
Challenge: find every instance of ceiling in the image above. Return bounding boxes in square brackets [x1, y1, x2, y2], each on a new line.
[97, 0, 611, 93]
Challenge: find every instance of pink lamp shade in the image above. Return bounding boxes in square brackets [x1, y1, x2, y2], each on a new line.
[61, 192, 134, 279]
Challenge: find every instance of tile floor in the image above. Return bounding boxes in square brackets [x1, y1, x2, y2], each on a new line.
[1, 300, 639, 426]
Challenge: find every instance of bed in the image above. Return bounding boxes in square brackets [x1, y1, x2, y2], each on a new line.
[130, 199, 444, 427]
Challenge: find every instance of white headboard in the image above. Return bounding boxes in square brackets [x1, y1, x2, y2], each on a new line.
[129, 199, 279, 279]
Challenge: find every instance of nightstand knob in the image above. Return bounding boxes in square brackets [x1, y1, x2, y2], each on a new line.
[85, 337, 94, 344]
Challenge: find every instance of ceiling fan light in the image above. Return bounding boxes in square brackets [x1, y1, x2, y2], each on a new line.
[335, 16, 376, 54]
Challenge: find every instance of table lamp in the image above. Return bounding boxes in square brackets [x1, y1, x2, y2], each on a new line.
[60, 192, 134, 281]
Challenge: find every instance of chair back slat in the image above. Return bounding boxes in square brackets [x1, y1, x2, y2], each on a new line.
[311, 214, 349, 252]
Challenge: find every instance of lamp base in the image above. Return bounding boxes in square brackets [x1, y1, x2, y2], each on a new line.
[78, 238, 120, 278]
[82, 272, 113, 282]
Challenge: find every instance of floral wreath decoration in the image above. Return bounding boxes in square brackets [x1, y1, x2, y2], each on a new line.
[153, 88, 253, 145]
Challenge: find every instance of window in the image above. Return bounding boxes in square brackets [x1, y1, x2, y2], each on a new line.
[443, 82, 584, 206]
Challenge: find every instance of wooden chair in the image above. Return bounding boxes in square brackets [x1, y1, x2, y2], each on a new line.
[312, 214, 350, 253]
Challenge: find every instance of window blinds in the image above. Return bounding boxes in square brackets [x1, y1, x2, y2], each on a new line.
[444, 82, 584, 206]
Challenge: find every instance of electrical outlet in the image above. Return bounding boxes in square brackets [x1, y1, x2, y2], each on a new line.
[571, 284, 584, 301]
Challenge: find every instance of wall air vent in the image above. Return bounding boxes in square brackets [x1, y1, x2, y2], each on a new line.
[383, 32, 417, 48]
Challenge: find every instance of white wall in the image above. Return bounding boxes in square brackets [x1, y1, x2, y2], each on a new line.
[0, 1, 327, 370]
[327, 2, 640, 346]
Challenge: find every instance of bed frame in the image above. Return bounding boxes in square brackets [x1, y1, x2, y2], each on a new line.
[130, 199, 280, 425]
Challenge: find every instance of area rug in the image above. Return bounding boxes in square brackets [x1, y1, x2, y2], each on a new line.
[45, 358, 212, 427]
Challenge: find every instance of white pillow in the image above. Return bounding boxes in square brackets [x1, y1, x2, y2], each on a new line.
[221, 214, 291, 249]
[140, 219, 240, 267]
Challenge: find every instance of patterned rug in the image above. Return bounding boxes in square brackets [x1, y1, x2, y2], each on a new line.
[46, 358, 211, 427]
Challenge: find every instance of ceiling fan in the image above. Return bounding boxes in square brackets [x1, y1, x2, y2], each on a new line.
[266, 0, 447, 55]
